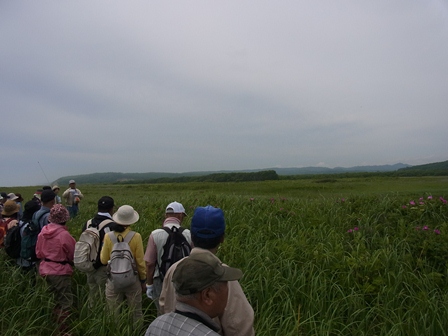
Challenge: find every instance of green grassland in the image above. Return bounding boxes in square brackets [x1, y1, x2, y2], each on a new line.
[1, 176, 448, 335]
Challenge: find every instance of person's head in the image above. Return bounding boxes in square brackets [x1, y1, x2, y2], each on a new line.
[98, 196, 115, 215]
[112, 205, 139, 231]
[15, 193, 24, 203]
[190, 206, 226, 251]
[22, 200, 41, 221]
[7, 193, 19, 201]
[173, 252, 242, 318]
[69, 180, 76, 189]
[52, 185, 60, 194]
[42, 186, 52, 191]
[40, 189, 57, 207]
[1, 200, 20, 218]
[165, 201, 187, 222]
[48, 204, 70, 225]
[0, 192, 7, 204]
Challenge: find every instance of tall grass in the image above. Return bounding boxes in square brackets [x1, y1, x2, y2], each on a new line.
[1, 176, 447, 335]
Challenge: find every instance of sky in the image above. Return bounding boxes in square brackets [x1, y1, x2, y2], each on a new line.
[1, 1, 447, 187]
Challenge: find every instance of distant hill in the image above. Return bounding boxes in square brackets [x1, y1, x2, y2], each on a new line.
[396, 160, 448, 176]
[53, 163, 417, 185]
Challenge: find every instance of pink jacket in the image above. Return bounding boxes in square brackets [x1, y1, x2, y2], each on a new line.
[36, 223, 76, 276]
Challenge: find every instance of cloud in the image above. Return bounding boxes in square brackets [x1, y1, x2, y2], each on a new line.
[1, 1, 447, 187]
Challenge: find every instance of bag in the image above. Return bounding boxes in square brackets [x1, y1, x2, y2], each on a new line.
[74, 219, 112, 272]
[107, 231, 137, 290]
[0, 218, 15, 248]
[4, 220, 24, 258]
[158, 226, 191, 280]
[20, 211, 47, 261]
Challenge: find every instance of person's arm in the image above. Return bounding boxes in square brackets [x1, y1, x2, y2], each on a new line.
[77, 189, 84, 199]
[159, 261, 177, 313]
[219, 280, 255, 336]
[62, 189, 70, 199]
[132, 232, 146, 281]
[35, 232, 45, 259]
[63, 232, 76, 263]
[100, 233, 112, 265]
[144, 234, 157, 285]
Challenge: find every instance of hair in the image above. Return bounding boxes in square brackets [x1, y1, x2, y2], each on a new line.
[114, 224, 127, 233]
[191, 234, 224, 250]
[22, 200, 40, 221]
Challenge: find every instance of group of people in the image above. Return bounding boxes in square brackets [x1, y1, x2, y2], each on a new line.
[0, 182, 255, 336]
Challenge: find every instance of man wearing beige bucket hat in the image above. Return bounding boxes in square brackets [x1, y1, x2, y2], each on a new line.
[100, 205, 146, 322]
[145, 252, 243, 336]
[0, 200, 21, 247]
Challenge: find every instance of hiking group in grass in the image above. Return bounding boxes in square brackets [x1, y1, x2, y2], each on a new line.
[0, 181, 255, 336]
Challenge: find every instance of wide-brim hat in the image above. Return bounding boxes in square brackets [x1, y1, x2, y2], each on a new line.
[15, 193, 24, 202]
[7, 193, 18, 201]
[1, 200, 20, 216]
[173, 252, 243, 295]
[113, 205, 139, 226]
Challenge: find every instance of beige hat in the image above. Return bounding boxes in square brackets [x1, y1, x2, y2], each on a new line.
[52, 185, 60, 191]
[1, 200, 20, 216]
[112, 205, 139, 226]
[7, 193, 18, 201]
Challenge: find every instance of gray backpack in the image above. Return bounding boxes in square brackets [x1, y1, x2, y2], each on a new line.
[106, 231, 137, 290]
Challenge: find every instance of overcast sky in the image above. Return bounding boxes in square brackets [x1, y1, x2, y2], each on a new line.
[1, 1, 447, 187]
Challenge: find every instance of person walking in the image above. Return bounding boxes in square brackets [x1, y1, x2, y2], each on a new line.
[36, 204, 76, 335]
[144, 201, 192, 315]
[159, 205, 255, 336]
[0, 200, 20, 247]
[81, 196, 118, 308]
[146, 252, 243, 336]
[100, 205, 146, 322]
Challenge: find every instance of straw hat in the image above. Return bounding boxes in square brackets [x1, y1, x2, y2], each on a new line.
[112, 205, 139, 226]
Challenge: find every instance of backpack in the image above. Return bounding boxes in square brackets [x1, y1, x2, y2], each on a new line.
[74, 219, 112, 273]
[106, 231, 137, 290]
[20, 211, 48, 261]
[0, 218, 16, 248]
[4, 220, 24, 258]
[158, 226, 191, 280]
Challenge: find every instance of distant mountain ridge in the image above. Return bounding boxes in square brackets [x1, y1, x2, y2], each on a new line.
[53, 163, 417, 185]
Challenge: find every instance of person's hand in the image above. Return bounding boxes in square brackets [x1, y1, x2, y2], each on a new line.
[146, 284, 153, 299]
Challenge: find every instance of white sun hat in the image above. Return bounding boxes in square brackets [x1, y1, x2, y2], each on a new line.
[113, 205, 139, 226]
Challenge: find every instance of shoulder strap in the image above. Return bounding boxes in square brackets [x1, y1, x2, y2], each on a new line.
[162, 226, 172, 235]
[98, 219, 113, 232]
[162, 226, 184, 234]
[86, 219, 93, 228]
[32, 209, 49, 227]
[123, 231, 136, 244]
[107, 231, 118, 244]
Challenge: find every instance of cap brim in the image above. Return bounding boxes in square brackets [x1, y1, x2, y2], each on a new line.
[220, 266, 243, 282]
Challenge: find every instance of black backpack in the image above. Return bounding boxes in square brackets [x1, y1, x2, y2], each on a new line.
[158, 226, 191, 280]
[4, 220, 25, 259]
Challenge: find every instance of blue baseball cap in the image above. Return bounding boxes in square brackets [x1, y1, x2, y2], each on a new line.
[191, 206, 225, 239]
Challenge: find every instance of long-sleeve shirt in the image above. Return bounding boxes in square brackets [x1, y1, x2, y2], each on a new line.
[36, 223, 76, 276]
[100, 226, 146, 281]
[62, 188, 83, 206]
